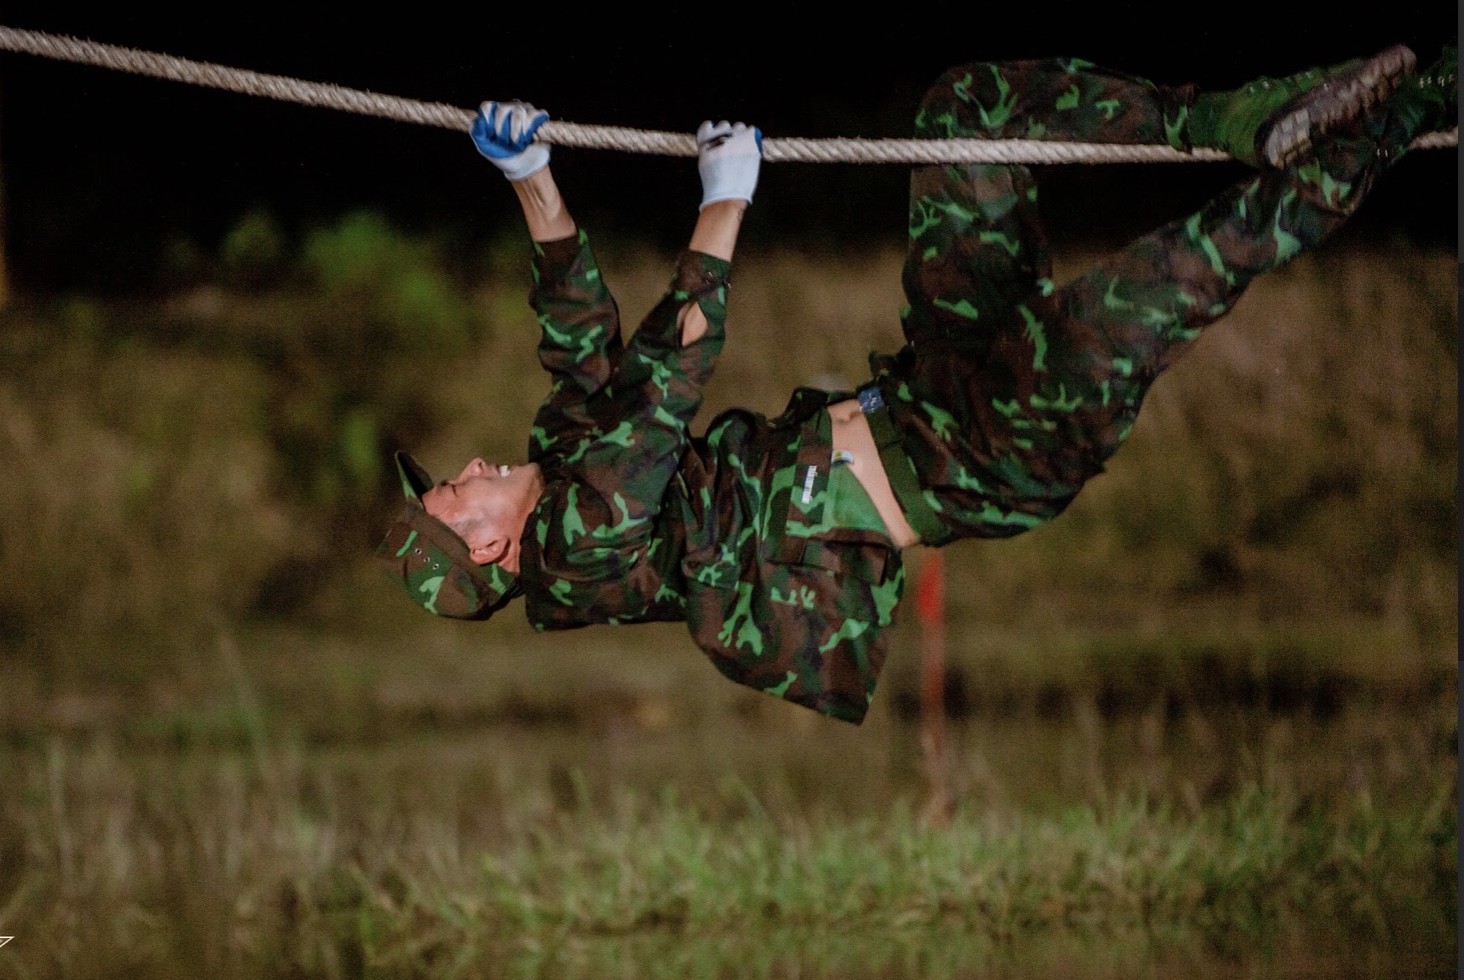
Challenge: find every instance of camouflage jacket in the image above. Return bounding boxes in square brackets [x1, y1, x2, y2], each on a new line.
[519, 231, 905, 724]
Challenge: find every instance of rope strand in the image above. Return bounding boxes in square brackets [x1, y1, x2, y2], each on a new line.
[1, 25, 1455, 165]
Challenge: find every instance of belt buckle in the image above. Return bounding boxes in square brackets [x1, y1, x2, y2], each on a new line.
[856, 383, 885, 415]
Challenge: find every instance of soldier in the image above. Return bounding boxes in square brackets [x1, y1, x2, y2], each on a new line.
[378, 44, 1456, 723]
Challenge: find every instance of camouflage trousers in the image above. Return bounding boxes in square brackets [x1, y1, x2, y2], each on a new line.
[872, 58, 1422, 541]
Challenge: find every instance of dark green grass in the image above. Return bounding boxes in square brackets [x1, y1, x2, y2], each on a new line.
[0, 721, 1454, 979]
[0, 619, 1455, 980]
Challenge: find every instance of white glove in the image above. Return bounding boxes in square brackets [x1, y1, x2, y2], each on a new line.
[471, 101, 551, 182]
[696, 120, 762, 209]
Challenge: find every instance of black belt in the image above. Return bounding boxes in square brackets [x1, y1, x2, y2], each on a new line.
[856, 382, 953, 546]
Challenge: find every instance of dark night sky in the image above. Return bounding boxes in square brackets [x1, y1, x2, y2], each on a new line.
[1, 5, 1458, 292]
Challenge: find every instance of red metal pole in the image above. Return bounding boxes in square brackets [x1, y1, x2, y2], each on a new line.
[914, 548, 952, 827]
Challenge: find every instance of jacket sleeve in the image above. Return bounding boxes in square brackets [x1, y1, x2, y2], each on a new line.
[526, 230, 624, 464]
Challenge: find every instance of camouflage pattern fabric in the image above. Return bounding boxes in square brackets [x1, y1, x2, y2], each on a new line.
[519, 232, 899, 723]
[873, 57, 1433, 542]
[510, 59, 1435, 725]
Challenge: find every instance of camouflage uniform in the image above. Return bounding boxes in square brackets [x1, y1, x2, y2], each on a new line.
[515, 60, 1427, 725]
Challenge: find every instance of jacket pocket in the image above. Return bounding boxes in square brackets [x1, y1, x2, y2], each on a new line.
[760, 410, 894, 585]
[676, 471, 744, 591]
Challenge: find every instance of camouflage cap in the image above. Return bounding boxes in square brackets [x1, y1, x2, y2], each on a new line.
[375, 451, 523, 620]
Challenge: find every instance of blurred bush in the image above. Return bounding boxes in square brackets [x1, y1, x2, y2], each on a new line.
[220, 209, 286, 289]
[0, 210, 511, 676]
[0, 316, 291, 677]
[301, 210, 476, 356]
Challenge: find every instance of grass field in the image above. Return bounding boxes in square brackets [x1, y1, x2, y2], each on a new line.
[0, 222, 1455, 978]
[1, 648, 1455, 978]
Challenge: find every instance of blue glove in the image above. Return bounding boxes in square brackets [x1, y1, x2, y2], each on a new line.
[697, 120, 762, 209]
[471, 101, 550, 182]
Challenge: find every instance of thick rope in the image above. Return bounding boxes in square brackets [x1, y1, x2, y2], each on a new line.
[1, 25, 1456, 165]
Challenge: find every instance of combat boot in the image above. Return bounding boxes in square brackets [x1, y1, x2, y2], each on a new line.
[1188, 44, 1417, 167]
[1379, 43, 1457, 137]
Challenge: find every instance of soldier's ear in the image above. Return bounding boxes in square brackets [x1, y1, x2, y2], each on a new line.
[469, 541, 501, 566]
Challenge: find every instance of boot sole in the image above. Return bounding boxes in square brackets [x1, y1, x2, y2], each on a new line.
[1259, 44, 1417, 167]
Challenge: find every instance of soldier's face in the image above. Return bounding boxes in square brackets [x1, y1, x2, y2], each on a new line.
[422, 457, 538, 573]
